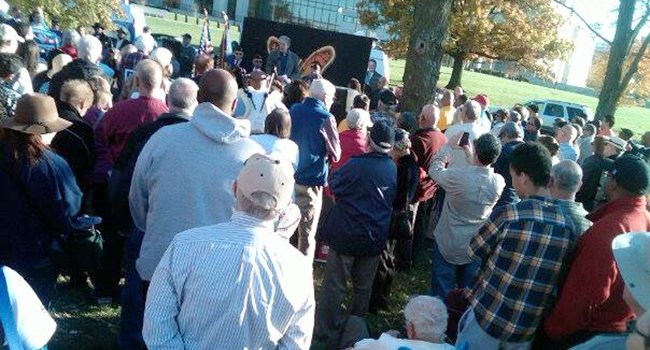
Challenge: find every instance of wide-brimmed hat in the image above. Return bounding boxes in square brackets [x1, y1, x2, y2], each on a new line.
[0, 94, 71, 134]
[613, 232, 650, 311]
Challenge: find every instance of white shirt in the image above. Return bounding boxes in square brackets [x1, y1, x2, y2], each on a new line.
[353, 333, 454, 350]
[251, 134, 300, 169]
[143, 212, 315, 350]
[443, 122, 485, 169]
[2, 266, 56, 349]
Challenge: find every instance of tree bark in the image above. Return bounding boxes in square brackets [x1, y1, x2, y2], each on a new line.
[400, 0, 453, 112]
[446, 54, 465, 89]
[594, 0, 637, 119]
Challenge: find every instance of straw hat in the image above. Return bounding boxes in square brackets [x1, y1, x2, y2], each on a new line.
[0, 93, 71, 134]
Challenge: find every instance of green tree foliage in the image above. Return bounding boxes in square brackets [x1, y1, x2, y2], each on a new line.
[11, 0, 122, 29]
[358, 0, 572, 87]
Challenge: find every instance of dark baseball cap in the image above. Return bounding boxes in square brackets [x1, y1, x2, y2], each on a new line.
[370, 120, 395, 152]
[607, 154, 650, 195]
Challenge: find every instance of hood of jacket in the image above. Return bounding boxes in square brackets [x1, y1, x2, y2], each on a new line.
[191, 102, 251, 144]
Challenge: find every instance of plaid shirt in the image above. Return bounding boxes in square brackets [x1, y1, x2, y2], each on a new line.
[467, 196, 578, 342]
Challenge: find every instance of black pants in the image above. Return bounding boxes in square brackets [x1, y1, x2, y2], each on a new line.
[91, 183, 125, 299]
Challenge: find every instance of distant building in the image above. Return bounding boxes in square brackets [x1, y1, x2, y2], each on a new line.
[551, 1, 596, 87]
[144, 0, 386, 38]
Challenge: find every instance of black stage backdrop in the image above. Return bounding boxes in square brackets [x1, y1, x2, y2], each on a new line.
[240, 17, 373, 87]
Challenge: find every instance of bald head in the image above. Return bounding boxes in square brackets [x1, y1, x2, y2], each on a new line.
[168, 78, 198, 113]
[197, 69, 239, 114]
[135, 59, 163, 96]
[419, 104, 439, 128]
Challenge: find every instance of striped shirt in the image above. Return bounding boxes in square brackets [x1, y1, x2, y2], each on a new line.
[467, 196, 578, 342]
[143, 212, 315, 349]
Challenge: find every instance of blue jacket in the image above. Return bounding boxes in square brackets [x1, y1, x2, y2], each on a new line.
[321, 152, 397, 257]
[290, 97, 332, 186]
[0, 149, 81, 270]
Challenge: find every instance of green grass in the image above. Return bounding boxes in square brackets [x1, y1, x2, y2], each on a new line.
[389, 59, 650, 134]
[145, 14, 240, 45]
[48, 252, 430, 350]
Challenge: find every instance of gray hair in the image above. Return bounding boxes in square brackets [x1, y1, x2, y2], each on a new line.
[149, 47, 173, 74]
[135, 34, 156, 55]
[551, 160, 583, 194]
[394, 128, 411, 151]
[463, 100, 482, 121]
[403, 296, 448, 343]
[236, 190, 279, 221]
[583, 123, 596, 137]
[168, 78, 198, 111]
[77, 35, 102, 63]
[346, 108, 371, 130]
[309, 78, 336, 101]
[62, 29, 80, 46]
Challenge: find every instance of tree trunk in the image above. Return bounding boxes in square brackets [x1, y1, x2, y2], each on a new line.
[446, 54, 465, 89]
[400, 0, 453, 112]
[594, 0, 637, 119]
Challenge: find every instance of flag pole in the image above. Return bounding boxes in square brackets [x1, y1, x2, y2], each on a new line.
[219, 11, 229, 69]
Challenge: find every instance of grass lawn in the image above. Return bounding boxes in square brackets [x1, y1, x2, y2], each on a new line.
[145, 13, 240, 45]
[47, 253, 431, 349]
[389, 59, 650, 134]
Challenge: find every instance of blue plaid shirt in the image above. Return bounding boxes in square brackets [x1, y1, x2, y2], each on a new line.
[467, 196, 578, 342]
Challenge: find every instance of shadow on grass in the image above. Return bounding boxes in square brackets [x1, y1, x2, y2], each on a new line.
[48, 277, 120, 350]
[46, 246, 430, 350]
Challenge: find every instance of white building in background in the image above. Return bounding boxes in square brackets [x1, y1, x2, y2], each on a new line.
[551, 0, 597, 87]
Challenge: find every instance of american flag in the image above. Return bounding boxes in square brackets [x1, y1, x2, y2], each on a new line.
[198, 10, 212, 55]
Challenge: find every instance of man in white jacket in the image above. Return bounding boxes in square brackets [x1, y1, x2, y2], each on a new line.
[129, 69, 264, 286]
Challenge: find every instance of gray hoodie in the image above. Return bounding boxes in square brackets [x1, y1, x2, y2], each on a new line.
[130, 102, 264, 280]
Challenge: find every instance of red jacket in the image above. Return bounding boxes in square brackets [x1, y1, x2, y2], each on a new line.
[98, 96, 169, 165]
[331, 129, 367, 174]
[325, 129, 367, 198]
[543, 196, 650, 339]
[410, 127, 446, 202]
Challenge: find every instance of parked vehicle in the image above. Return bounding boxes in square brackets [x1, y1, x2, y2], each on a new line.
[524, 99, 593, 131]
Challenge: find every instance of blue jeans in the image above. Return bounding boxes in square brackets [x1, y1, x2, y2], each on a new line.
[118, 228, 146, 350]
[456, 308, 533, 350]
[430, 240, 479, 298]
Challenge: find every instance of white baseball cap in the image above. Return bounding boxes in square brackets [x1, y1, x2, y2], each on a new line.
[612, 232, 650, 311]
[0, 23, 24, 43]
[236, 154, 295, 211]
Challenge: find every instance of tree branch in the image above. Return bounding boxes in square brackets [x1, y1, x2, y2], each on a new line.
[628, 1, 650, 54]
[472, 51, 500, 60]
[552, 0, 612, 45]
[618, 33, 650, 101]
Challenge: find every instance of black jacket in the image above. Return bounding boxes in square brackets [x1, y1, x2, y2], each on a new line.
[50, 101, 95, 192]
[110, 112, 191, 230]
[48, 59, 104, 101]
[576, 155, 614, 211]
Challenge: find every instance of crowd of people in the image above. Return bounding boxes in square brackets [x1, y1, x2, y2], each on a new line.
[0, 5, 650, 350]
